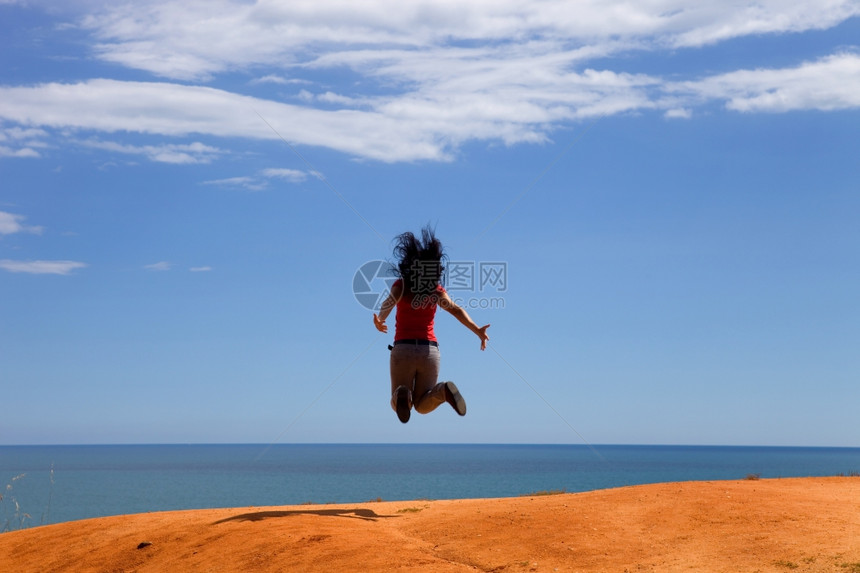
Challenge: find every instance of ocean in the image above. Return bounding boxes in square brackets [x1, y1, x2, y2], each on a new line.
[2, 444, 859, 529]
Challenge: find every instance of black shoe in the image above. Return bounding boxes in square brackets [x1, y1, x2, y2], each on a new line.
[444, 382, 466, 416]
[394, 386, 411, 424]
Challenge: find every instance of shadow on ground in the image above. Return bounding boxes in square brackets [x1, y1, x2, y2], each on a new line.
[213, 508, 398, 524]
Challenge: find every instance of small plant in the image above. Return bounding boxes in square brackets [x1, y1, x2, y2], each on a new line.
[397, 507, 424, 513]
[840, 562, 860, 572]
[1, 474, 32, 533]
[745, 473, 761, 480]
[521, 489, 567, 497]
[40, 464, 55, 526]
[773, 559, 798, 569]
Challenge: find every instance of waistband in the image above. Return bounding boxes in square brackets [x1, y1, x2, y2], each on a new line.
[393, 339, 438, 347]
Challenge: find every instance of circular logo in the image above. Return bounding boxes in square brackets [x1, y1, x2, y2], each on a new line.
[352, 260, 398, 310]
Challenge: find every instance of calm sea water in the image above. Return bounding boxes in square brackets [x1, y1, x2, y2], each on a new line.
[2, 444, 859, 528]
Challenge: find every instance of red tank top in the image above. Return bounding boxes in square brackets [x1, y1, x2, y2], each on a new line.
[393, 279, 445, 342]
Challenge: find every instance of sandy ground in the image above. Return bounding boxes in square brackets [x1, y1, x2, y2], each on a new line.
[1, 477, 858, 572]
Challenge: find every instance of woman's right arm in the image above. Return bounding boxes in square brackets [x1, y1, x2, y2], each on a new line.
[373, 280, 403, 333]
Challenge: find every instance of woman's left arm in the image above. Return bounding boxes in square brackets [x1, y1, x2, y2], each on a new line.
[438, 290, 490, 350]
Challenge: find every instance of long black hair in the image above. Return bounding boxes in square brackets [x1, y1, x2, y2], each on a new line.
[392, 226, 446, 296]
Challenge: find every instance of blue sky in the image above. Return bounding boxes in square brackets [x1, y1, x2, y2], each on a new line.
[1, 0, 858, 446]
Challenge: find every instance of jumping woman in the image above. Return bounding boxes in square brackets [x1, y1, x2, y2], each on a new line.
[373, 227, 490, 423]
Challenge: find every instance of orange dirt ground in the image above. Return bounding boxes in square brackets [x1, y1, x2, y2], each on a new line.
[1, 477, 858, 572]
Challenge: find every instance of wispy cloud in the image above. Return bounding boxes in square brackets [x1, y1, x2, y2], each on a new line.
[664, 108, 693, 119]
[671, 52, 860, 113]
[78, 138, 224, 164]
[144, 261, 172, 271]
[0, 125, 49, 158]
[0, 211, 44, 235]
[0, 79, 452, 162]
[189, 266, 212, 272]
[250, 74, 310, 86]
[0, 212, 80, 275]
[0, 259, 86, 275]
[202, 168, 309, 191]
[201, 176, 268, 192]
[260, 168, 307, 183]
[0, 146, 41, 158]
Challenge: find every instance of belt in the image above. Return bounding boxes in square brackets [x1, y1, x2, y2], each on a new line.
[393, 339, 438, 347]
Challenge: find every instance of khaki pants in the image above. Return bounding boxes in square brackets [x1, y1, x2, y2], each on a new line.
[389, 344, 447, 414]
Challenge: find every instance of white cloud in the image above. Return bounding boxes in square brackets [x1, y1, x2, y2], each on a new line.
[0, 126, 49, 142]
[0, 125, 49, 159]
[0, 259, 86, 275]
[0, 211, 44, 235]
[664, 108, 692, 119]
[0, 146, 41, 158]
[673, 53, 860, 113]
[78, 138, 224, 164]
[202, 175, 269, 191]
[252, 74, 289, 85]
[80, 1, 860, 80]
[668, 1, 860, 48]
[189, 266, 212, 272]
[1, 2, 858, 164]
[296, 89, 315, 102]
[251, 74, 310, 85]
[203, 168, 309, 190]
[0, 79, 452, 162]
[144, 261, 172, 271]
[0, 72, 654, 162]
[260, 168, 308, 183]
[315, 91, 368, 106]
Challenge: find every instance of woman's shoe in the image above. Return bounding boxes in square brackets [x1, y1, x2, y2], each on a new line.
[393, 386, 411, 423]
[443, 382, 467, 416]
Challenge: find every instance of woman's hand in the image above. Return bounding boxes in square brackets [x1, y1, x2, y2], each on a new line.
[373, 313, 388, 333]
[476, 324, 490, 351]
[373, 282, 400, 334]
